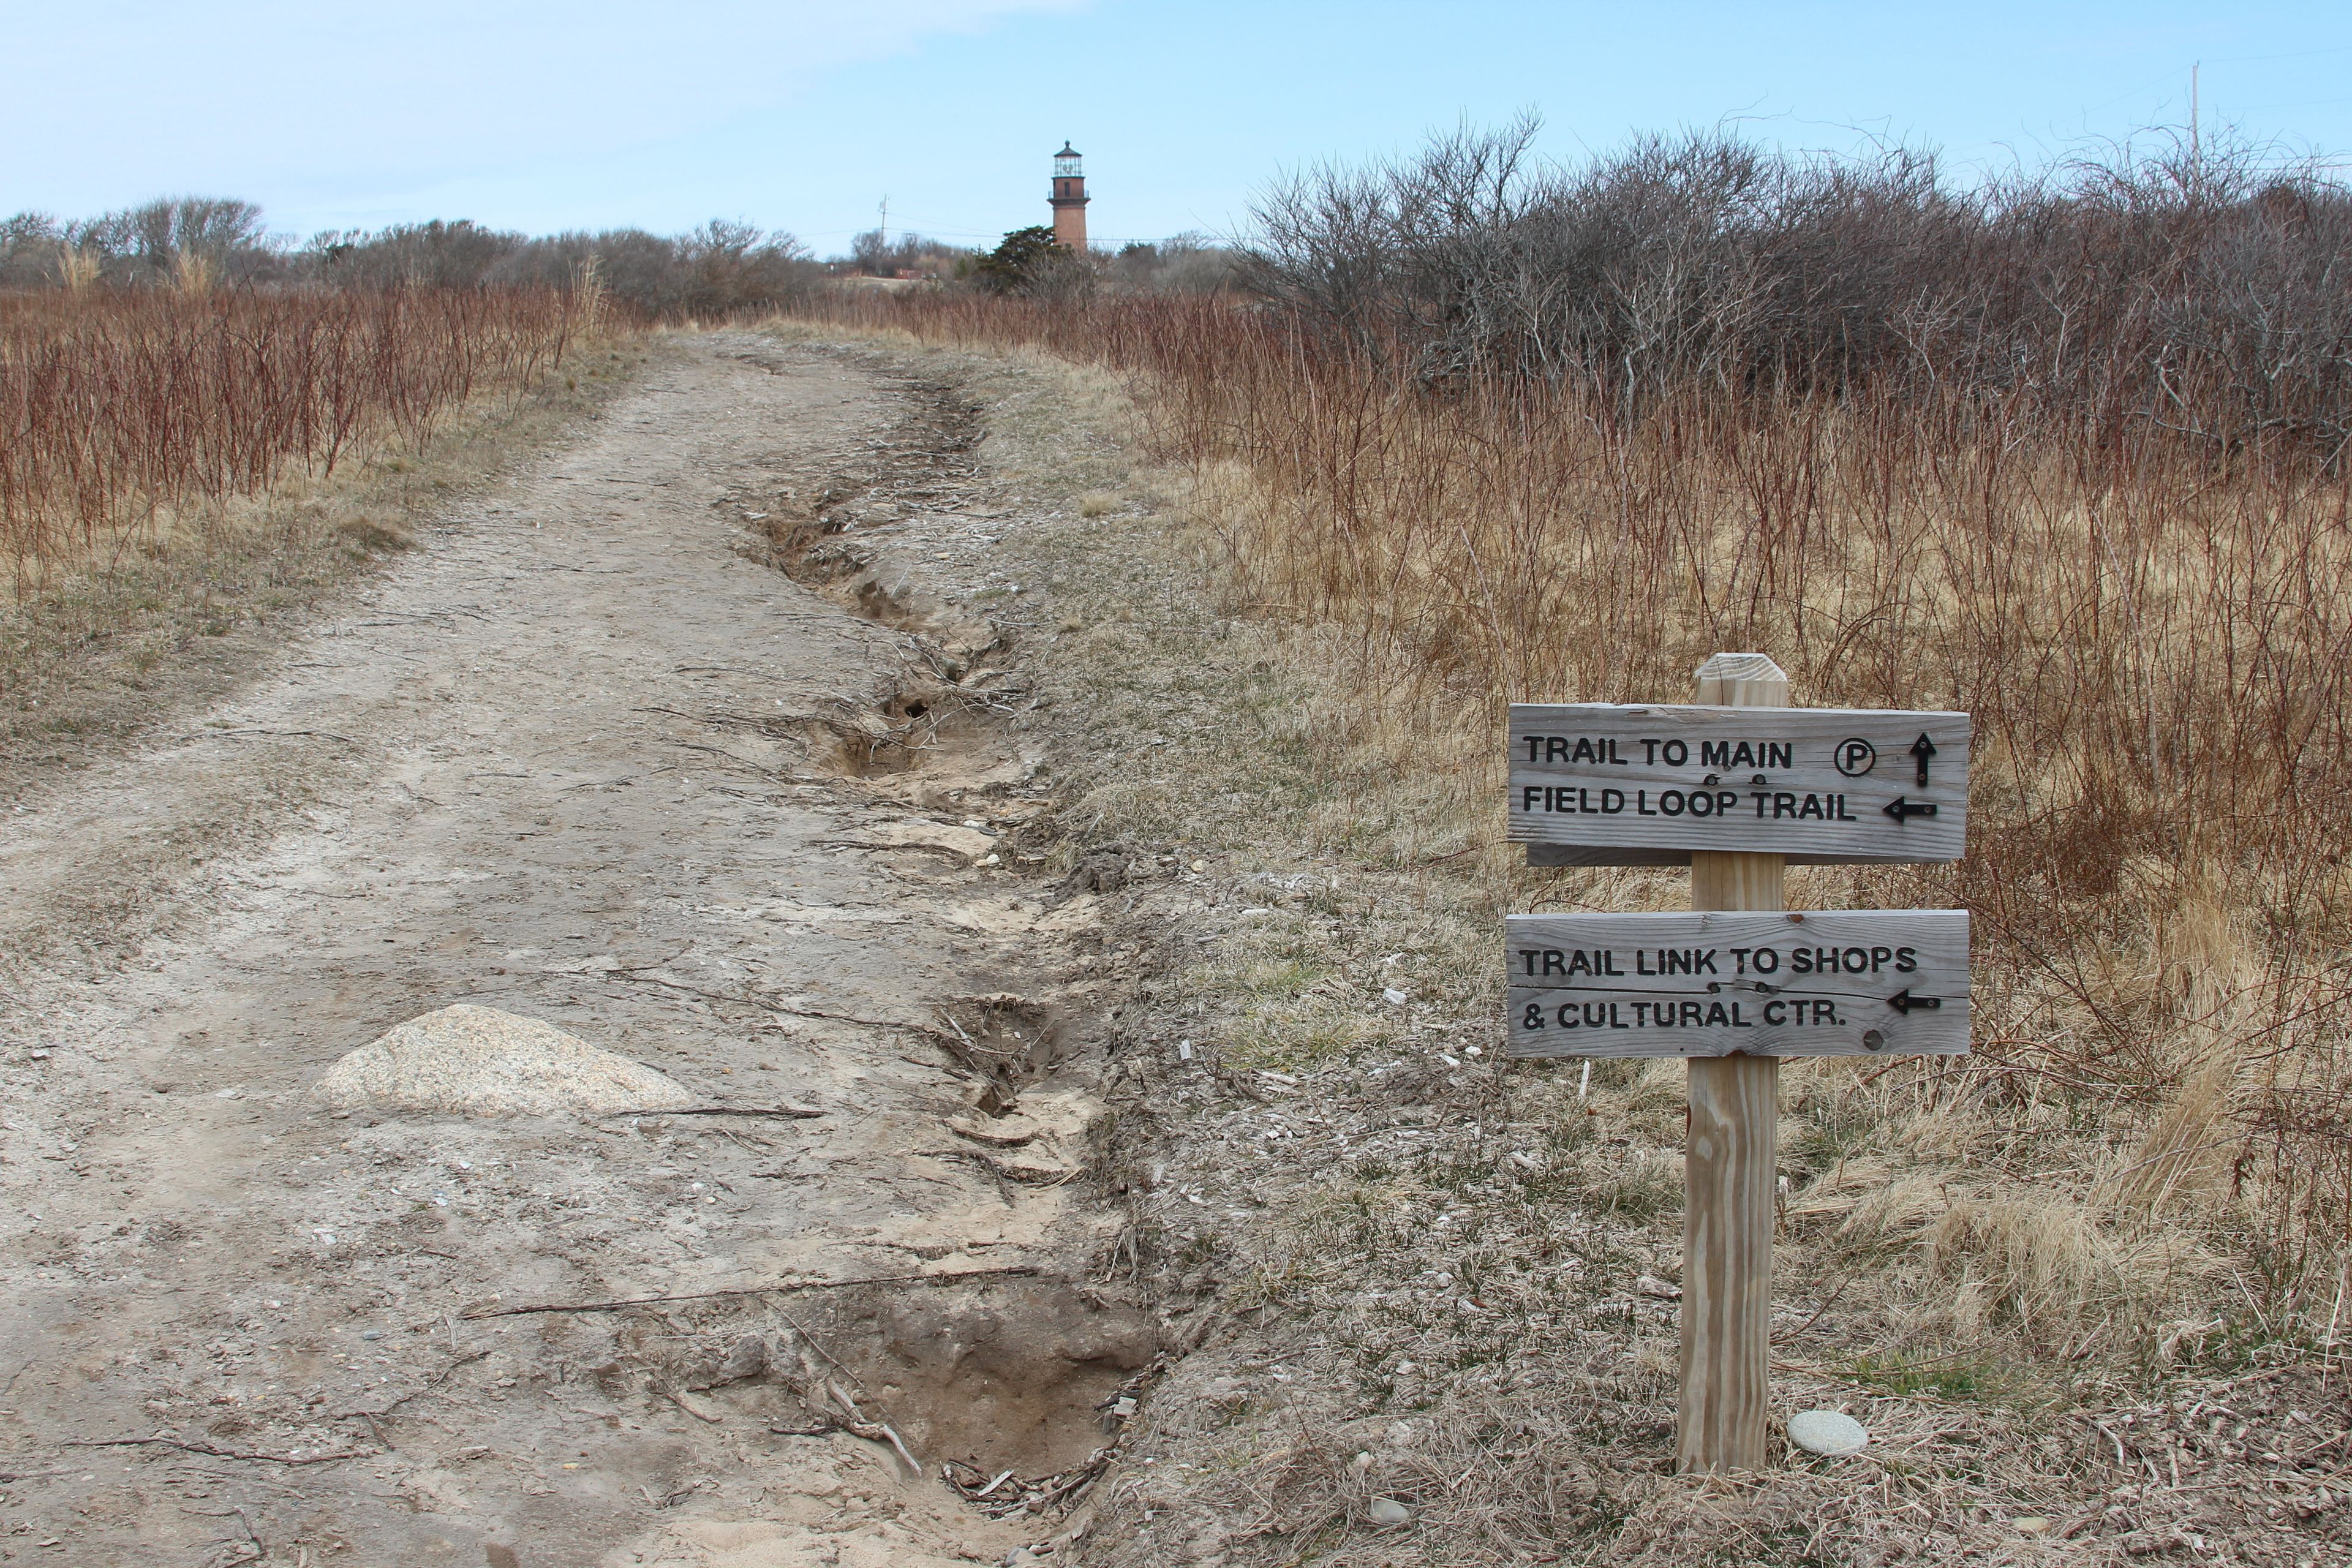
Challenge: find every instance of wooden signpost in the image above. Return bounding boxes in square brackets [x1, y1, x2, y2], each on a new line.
[1502, 654, 1972, 1474]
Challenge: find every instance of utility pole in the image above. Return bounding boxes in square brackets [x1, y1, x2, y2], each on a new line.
[878, 196, 889, 248]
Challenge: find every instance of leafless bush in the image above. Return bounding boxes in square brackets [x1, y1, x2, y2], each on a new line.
[1, 198, 277, 290]
[309, 218, 519, 290]
[845, 228, 967, 279]
[312, 218, 820, 318]
[1246, 121, 2352, 458]
[1105, 235, 1240, 295]
[1, 198, 821, 322]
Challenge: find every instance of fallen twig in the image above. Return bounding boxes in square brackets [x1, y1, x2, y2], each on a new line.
[594, 970, 958, 1042]
[211, 728, 361, 747]
[462, 1265, 1046, 1319]
[337, 1347, 491, 1423]
[1779, 1276, 1853, 1343]
[606, 1105, 823, 1120]
[921, 1147, 1080, 1187]
[66, 1436, 371, 1466]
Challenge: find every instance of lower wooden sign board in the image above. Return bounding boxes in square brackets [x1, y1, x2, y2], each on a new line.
[1504, 909, 1969, 1059]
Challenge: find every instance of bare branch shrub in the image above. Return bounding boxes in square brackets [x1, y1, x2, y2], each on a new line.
[1245, 123, 2352, 456]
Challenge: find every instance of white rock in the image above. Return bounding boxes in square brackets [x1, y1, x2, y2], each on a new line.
[1786, 1408, 1868, 1457]
[314, 1005, 692, 1118]
[1367, 1497, 1412, 1528]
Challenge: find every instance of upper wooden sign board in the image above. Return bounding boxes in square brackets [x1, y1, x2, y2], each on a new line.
[1509, 703, 1970, 865]
[1505, 908, 1970, 1059]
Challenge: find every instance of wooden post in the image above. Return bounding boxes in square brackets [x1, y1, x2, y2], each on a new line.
[1679, 652, 1787, 1473]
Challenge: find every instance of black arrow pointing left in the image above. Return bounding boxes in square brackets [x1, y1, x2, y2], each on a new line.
[1882, 796, 1940, 823]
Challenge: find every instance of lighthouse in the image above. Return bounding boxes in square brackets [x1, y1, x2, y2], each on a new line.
[1049, 142, 1089, 250]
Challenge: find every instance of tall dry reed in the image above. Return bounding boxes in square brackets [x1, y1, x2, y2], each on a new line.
[0, 287, 589, 590]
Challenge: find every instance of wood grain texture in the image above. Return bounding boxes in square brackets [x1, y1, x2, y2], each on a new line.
[1682, 651, 1781, 1476]
[1507, 703, 1970, 863]
[1681, 1052, 1777, 1473]
[1503, 909, 1971, 1058]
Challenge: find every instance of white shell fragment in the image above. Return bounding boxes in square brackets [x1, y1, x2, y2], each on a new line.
[1787, 1408, 1869, 1457]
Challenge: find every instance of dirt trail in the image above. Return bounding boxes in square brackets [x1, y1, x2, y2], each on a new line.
[0, 336, 1146, 1566]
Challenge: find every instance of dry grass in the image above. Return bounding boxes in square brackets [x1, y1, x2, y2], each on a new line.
[0, 292, 647, 780]
[777, 315, 2352, 1564]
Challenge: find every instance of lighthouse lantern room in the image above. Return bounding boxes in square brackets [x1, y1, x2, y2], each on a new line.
[1049, 142, 1089, 250]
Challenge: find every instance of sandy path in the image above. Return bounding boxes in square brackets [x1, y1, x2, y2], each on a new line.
[0, 336, 1132, 1566]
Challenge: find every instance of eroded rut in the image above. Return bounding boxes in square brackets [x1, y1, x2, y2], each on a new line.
[0, 335, 1150, 1567]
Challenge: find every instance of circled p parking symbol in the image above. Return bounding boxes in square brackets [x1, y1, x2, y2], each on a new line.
[1834, 738, 1877, 777]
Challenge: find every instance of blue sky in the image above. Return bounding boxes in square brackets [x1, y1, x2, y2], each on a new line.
[9, 2, 2351, 255]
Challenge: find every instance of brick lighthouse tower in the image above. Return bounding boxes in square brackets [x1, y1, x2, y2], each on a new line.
[1049, 142, 1089, 250]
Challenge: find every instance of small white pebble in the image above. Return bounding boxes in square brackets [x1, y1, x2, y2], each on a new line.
[1787, 1409, 1868, 1457]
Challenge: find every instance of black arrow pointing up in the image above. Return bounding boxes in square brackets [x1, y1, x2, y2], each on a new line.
[1888, 988, 1943, 1013]
[1883, 796, 1939, 823]
[1909, 732, 1937, 786]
